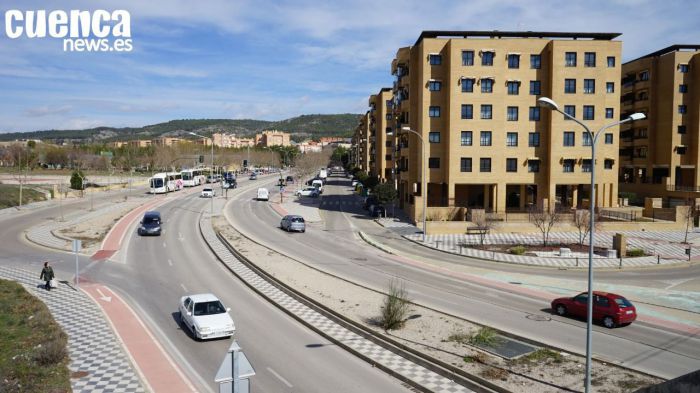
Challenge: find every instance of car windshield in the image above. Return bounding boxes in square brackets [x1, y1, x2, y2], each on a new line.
[143, 217, 159, 224]
[204, 188, 212, 192]
[194, 301, 226, 316]
[291, 217, 304, 223]
[614, 297, 633, 308]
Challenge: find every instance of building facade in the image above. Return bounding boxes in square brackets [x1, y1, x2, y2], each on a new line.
[255, 130, 291, 147]
[368, 88, 395, 181]
[389, 31, 622, 222]
[618, 45, 700, 205]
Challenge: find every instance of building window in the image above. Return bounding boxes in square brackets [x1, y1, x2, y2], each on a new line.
[528, 132, 540, 147]
[530, 54, 541, 69]
[528, 160, 540, 173]
[529, 107, 541, 121]
[679, 84, 688, 93]
[606, 82, 614, 93]
[507, 106, 519, 121]
[565, 52, 577, 67]
[481, 78, 493, 93]
[584, 52, 596, 67]
[462, 78, 475, 93]
[678, 125, 687, 134]
[506, 158, 517, 172]
[429, 132, 440, 143]
[605, 133, 613, 144]
[563, 132, 575, 146]
[677, 146, 687, 155]
[428, 80, 442, 91]
[460, 157, 472, 172]
[428, 157, 440, 168]
[639, 70, 649, 81]
[461, 131, 473, 146]
[480, 131, 492, 146]
[564, 105, 575, 119]
[429, 54, 442, 65]
[564, 79, 576, 94]
[508, 54, 520, 69]
[583, 79, 595, 94]
[507, 81, 520, 95]
[461, 104, 473, 119]
[679, 64, 689, 73]
[582, 133, 592, 146]
[530, 80, 541, 95]
[605, 108, 614, 119]
[480, 158, 491, 172]
[429, 106, 441, 117]
[482, 51, 494, 66]
[480, 105, 492, 119]
[385, 154, 392, 161]
[679, 105, 687, 114]
[462, 50, 474, 66]
[607, 56, 615, 67]
[582, 159, 592, 173]
[583, 105, 595, 120]
[563, 159, 574, 173]
[385, 140, 392, 148]
[604, 159, 614, 169]
[506, 132, 518, 147]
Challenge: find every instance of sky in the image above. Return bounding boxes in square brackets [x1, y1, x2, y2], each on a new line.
[0, 0, 699, 133]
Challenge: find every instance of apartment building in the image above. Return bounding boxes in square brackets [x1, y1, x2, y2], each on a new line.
[389, 31, 622, 222]
[368, 88, 395, 180]
[618, 45, 700, 205]
[151, 137, 184, 147]
[353, 112, 371, 171]
[255, 130, 291, 147]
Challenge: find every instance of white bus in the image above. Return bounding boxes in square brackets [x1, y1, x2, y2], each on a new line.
[149, 173, 170, 194]
[166, 172, 183, 191]
[181, 168, 207, 187]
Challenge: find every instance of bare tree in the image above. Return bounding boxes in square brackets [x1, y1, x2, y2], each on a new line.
[530, 205, 561, 246]
[294, 152, 329, 188]
[683, 199, 697, 244]
[572, 209, 601, 246]
[469, 209, 497, 246]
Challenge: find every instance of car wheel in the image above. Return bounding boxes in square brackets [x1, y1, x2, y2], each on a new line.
[555, 304, 567, 316]
[603, 316, 616, 329]
[301, 229, 305, 233]
[191, 325, 200, 341]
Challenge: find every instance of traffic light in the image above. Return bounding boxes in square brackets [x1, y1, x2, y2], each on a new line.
[243, 159, 248, 168]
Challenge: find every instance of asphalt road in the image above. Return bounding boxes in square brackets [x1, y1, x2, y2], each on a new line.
[229, 175, 700, 379]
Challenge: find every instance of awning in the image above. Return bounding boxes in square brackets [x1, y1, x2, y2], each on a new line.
[507, 52, 521, 55]
[428, 52, 440, 56]
[461, 76, 476, 80]
[527, 157, 540, 161]
[506, 79, 521, 83]
[680, 165, 696, 169]
[428, 78, 441, 82]
[480, 49, 495, 53]
[481, 76, 494, 80]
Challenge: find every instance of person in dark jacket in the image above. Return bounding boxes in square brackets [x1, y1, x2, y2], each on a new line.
[40, 261, 55, 291]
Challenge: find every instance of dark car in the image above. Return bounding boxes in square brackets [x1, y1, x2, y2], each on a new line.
[551, 291, 637, 328]
[249, 173, 258, 180]
[370, 205, 386, 217]
[286, 175, 294, 183]
[363, 195, 379, 210]
[138, 211, 162, 236]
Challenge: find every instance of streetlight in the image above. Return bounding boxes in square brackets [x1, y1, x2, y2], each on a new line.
[399, 126, 427, 242]
[189, 132, 214, 215]
[537, 97, 645, 393]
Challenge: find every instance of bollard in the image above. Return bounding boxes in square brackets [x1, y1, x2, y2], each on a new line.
[576, 257, 579, 267]
[657, 255, 660, 264]
[619, 256, 622, 269]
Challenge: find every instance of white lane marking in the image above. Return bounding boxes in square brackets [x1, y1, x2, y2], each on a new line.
[178, 232, 184, 242]
[96, 288, 112, 302]
[163, 242, 167, 248]
[180, 283, 187, 292]
[168, 259, 173, 267]
[267, 367, 293, 388]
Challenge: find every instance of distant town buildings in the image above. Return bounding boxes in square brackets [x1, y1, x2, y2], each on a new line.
[255, 130, 291, 147]
[298, 140, 322, 153]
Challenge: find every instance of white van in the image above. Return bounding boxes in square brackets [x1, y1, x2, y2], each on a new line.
[257, 188, 269, 201]
[311, 179, 324, 194]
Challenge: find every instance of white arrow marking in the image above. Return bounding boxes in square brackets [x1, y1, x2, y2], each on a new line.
[96, 288, 112, 302]
[168, 259, 173, 266]
[163, 242, 167, 248]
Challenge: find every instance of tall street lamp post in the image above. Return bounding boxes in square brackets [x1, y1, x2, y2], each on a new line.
[400, 127, 427, 242]
[537, 97, 645, 393]
[189, 132, 214, 215]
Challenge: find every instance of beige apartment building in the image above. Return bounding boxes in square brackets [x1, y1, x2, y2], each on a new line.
[212, 133, 255, 148]
[618, 45, 700, 205]
[368, 88, 395, 180]
[255, 130, 291, 147]
[353, 112, 371, 171]
[389, 31, 622, 222]
[151, 136, 184, 147]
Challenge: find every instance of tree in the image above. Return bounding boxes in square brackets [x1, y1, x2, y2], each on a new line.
[294, 152, 328, 187]
[362, 175, 379, 190]
[572, 209, 601, 246]
[70, 170, 85, 190]
[470, 209, 497, 246]
[683, 199, 697, 244]
[372, 182, 397, 206]
[529, 205, 561, 246]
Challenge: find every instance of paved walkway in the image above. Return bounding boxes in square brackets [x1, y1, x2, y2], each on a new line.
[0, 266, 145, 393]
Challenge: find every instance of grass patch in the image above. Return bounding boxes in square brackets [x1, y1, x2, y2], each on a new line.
[0, 279, 70, 393]
[509, 245, 526, 255]
[626, 248, 645, 257]
[481, 366, 509, 380]
[0, 184, 47, 209]
[618, 378, 649, 390]
[514, 348, 563, 365]
[446, 331, 471, 344]
[379, 280, 410, 330]
[468, 327, 502, 347]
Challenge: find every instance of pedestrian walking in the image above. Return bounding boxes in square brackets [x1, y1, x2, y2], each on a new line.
[40, 261, 55, 291]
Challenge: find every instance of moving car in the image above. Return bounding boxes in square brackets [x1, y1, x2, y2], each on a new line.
[206, 174, 221, 183]
[137, 211, 161, 236]
[280, 215, 306, 232]
[286, 175, 294, 183]
[179, 293, 235, 340]
[201, 187, 215, 198]
[296, 187, 319, 197]
[370, 204, 386, 217]
[363, 195, 379, 210]
[223, 179, 237, 189]
[257, 188, 269, 201]
[551, 291, 637, 328]
[249, 173, 258, 180]
[311, 179, 324, 194]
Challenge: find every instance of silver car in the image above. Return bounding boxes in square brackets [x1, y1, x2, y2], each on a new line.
[280, 215, 305, 232]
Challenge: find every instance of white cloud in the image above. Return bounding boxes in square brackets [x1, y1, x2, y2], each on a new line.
[24, 105, 73, 117]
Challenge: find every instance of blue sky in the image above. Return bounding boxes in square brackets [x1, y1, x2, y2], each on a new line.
[1, 0, 699, 132]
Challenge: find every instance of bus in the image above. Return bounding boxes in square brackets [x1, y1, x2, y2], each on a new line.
[166, 172, 183, 191]
[149, 173, 170, 194]
[181, 168, 207, 187]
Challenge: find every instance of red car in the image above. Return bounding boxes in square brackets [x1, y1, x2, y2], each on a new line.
[551, 291, 637, 328]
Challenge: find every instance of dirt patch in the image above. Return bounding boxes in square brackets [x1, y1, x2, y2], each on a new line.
[57, 201, 142, 254]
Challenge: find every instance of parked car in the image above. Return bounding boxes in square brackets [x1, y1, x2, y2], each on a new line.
[296, 187, 319, 197]
[178, 293, 235, 340]
[257, 188, 269, 201]
[286, 175, 294, 183]
[223, 180, 237, 189]
[311, 179, 324, 194]
[363, 195, 379, 210]
[249, 173, 258, 180]
[280, 215, 306, 232]
[137, 211, 162, 236]
[551, 291, 637, 328]
[370, 204, 386, 217]
[206, 174, 221, 183]
[201, 187, 215, 198]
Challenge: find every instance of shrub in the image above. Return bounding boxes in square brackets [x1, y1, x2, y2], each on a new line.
[33, 335, 68, 366]
[509, 245, 526, 255]
[379, 280, 410, 330]
[447, 332, 470, 344]
[70, 170, 84, 190]
[627, 248, 645, 257]
[468, 327, 502, 347]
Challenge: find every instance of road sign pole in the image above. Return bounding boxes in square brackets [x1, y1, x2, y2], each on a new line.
[72, 239, 81, 288]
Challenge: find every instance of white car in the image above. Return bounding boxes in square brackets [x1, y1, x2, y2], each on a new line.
[296, 187, 319, 197]
[179, 293, 235, 340]
[201, 187, 215, 198]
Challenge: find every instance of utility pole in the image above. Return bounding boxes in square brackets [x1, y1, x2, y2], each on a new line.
[18, 149, 23, 208]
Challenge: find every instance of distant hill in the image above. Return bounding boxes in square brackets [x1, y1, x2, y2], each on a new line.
[0, 114, 361, 143]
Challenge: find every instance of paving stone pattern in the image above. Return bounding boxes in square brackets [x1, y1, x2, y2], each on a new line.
[0, 266, 145, 393]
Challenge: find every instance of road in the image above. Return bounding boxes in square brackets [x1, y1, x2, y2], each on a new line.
[229, 174, 700, 379]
